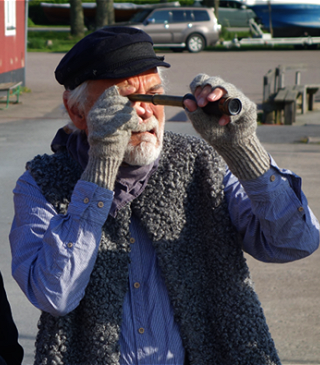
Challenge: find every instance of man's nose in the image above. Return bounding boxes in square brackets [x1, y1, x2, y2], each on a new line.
[134, 102, 153, 121]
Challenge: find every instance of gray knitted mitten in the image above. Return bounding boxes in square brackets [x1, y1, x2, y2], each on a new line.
[186, 73, 270, 180]
[81, 85, 139, 190]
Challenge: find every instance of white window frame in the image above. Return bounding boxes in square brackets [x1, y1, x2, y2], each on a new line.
[5, 0, 16, 36]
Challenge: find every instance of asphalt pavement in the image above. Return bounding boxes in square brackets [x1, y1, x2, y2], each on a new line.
[1, 50, 320, 365]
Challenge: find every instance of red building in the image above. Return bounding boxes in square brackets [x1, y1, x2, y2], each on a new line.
[0, 0, 26, 84]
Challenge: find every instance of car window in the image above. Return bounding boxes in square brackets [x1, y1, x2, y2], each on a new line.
[185, 10, 194, 22]
[130, 9, 153, 22]
[193, 10, 210, 21]
[171, 10, 185, 23]
[151, 10, 171, 24]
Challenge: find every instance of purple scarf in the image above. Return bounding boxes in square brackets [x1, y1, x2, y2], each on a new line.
[51, 126, 159, 217]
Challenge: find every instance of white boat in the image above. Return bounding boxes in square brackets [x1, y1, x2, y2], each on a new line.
[244, 0, 320, 37]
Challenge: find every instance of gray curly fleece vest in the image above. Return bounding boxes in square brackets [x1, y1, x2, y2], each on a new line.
[27, 131, 281, 365]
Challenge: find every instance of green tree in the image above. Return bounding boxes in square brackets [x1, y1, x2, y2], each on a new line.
[96, 0, 114, 29]
[202, 0, 219, 19]
[214, 0, 219, 20]
[70, 0, 85, 37]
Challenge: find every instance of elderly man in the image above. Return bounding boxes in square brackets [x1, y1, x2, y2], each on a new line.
[10, 27, 319, 365]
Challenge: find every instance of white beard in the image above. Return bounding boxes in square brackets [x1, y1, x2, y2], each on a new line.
[123, 115, 164, 166]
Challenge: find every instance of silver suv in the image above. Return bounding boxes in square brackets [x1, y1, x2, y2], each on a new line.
[126, 7, 221, 53]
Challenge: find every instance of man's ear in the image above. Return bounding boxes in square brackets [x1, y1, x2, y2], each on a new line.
[63, 91, 87, 130]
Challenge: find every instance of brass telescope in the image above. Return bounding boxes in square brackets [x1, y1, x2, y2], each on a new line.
[128, 93, 242, 117]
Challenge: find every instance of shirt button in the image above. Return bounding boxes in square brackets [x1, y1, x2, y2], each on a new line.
[270, 175, 276, 182]
[130, 237, 135, 244]
[67, 242, 73, 248]
[298, 206, 304, 212]
[97, 201, 104, 208]
[134, 282, 140, 289]
[83, 197, 89, 204]
[138, 328, 145, 334]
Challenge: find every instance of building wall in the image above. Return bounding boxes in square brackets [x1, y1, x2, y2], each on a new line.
[0, 0, 26, 84]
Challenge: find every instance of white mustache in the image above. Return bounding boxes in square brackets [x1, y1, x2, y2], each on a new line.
[132, 116, 159, 134]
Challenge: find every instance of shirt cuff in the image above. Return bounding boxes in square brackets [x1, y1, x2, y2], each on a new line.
[67, 180, 114, 225]
[239, 156, 302, 202]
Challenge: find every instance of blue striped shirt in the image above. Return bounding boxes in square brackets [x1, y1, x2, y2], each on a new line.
[9, 161, 319, 365]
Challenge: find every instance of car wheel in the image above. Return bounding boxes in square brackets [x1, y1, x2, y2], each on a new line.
[186, 34, 205, 53]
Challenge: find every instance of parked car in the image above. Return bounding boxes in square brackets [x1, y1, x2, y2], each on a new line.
[218, 0, 256, 28]
[114, 7, 221, 53]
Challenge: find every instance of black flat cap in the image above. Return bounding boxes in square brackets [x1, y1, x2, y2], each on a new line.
[55, 26, 171, 90]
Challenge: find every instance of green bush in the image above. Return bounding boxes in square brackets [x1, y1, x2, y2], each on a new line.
[219, 26, 251, 42]
[28, 0, 194, 26]
[27, 30, 91, 52]
[28, 17, 36, 26]
[27, 37, 46, 50]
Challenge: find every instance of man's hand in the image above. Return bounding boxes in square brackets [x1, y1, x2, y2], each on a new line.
[81, 85, 139, 190]
[183, 84, 229, 126]
[185, 74, 270, 181]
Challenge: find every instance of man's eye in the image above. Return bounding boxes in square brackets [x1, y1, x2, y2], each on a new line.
[149, 91, 164, 96]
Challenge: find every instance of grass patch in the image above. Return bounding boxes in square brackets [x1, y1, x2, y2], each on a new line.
[27, 30, 91, 52]
[21, 86, 32, 94]
[219, 27, 251, 42]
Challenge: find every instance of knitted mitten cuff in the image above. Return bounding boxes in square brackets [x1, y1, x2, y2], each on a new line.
[214, 134, 270, 180]
[81, 156, 122, 190]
